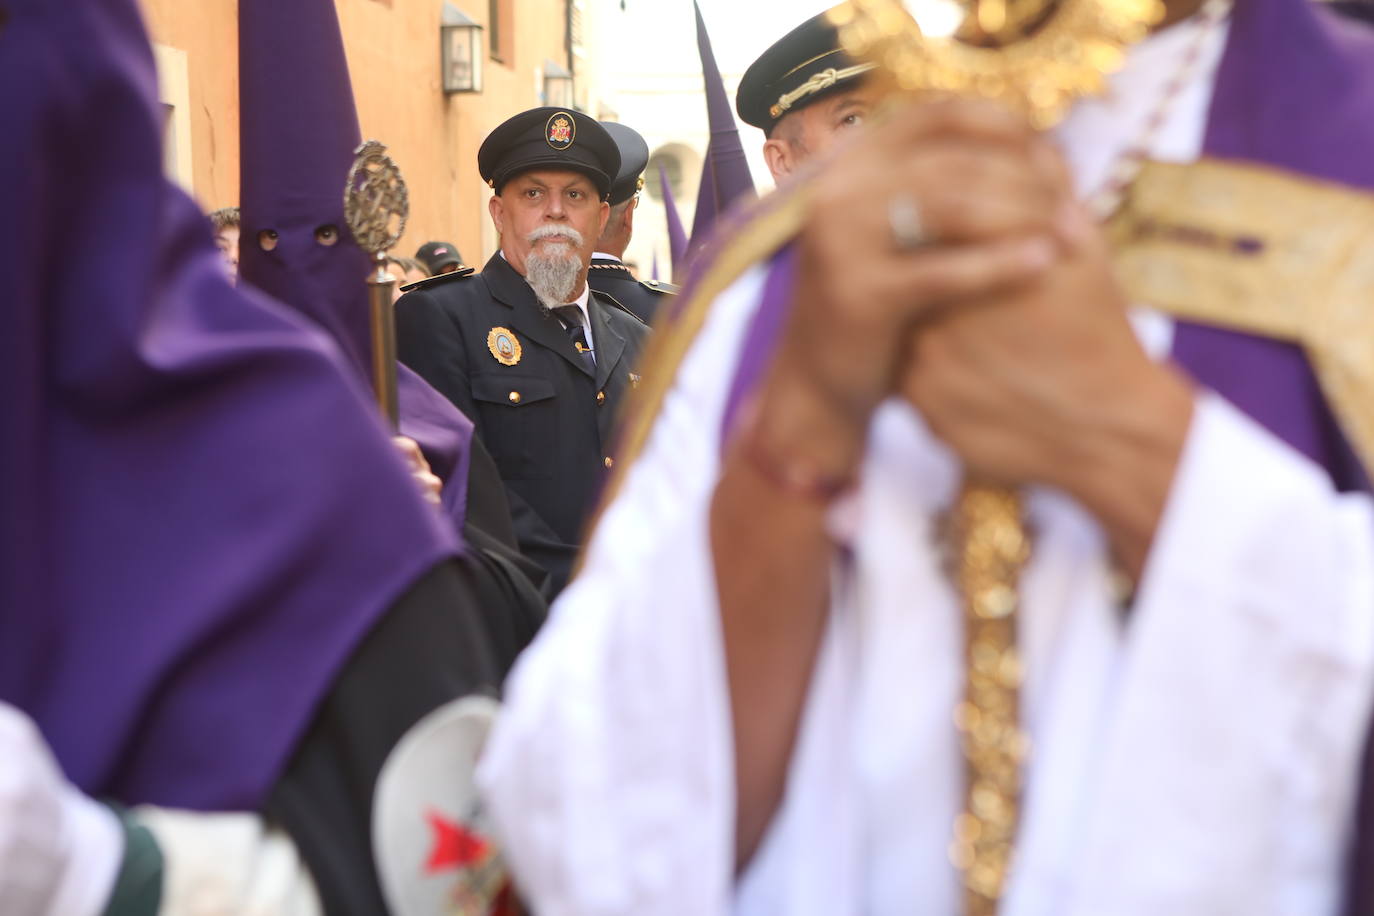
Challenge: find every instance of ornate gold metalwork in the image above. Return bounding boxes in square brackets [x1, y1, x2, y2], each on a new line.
[945, 483, 1030, 916]
[345, 140, 410, 256]
[827, 0, 1163, 129]
[344, 140, 410, 428]
[1110, 157, 1374, 476]
[823, 0, 1163, 909]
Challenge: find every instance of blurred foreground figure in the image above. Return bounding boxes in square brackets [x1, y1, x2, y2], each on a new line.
[1, 0, 531, 912]
[482, 0, 1374, 913]
[1, 702, 149, 916]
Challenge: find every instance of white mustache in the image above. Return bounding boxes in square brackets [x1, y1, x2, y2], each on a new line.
[526, 224, 584, 246]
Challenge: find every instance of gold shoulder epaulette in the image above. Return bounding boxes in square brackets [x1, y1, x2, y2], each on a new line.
[639, 277, 680, 295]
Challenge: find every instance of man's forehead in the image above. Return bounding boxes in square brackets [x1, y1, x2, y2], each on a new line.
[506, 170, 596, 190]
[816, 84, 877, 114]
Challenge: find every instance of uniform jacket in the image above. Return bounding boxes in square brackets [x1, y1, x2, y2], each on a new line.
[395, 252, 650, 596]
[586, 256, 677, 326]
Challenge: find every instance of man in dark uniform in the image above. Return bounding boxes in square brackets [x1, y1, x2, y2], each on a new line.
[588, 122, 677, 325]
[395, 107, 651, 597]
[735, 10, 879, 184]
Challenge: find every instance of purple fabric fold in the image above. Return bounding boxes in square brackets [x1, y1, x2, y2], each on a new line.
[0, 0, 456, 809]
[720, 245, 799, 441]
[237, 0, 476, 531]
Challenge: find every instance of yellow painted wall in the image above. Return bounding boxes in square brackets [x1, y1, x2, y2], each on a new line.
[140, 0, 240, 209]
[138, 0, 574, 267]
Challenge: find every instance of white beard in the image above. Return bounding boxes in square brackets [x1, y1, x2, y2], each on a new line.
[526, 245, 581, 310]
[523, 224, 586, 310]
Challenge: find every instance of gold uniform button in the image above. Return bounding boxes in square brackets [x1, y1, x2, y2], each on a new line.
[508, 391, 521, 404]
[596, 391, 606, 405]
[603, 456, 614, 468]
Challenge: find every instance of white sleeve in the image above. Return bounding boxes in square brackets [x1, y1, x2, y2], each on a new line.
[133, 808, 321, 915]
[478, 266, 770, 916]
[1068, 392, 1374, 913]
[0, 703, 122, 916]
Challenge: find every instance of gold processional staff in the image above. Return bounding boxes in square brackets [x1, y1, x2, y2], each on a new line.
[345, 139, 411, 430]
[343, 140, 519, 916]
[826, 0, 1164, 912]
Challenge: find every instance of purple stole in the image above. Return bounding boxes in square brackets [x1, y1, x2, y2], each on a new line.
[717, 0, 1374, 907]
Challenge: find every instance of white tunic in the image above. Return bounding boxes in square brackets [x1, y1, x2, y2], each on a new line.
[0, 703, 121, 916]
[480, 20, 1374, 915]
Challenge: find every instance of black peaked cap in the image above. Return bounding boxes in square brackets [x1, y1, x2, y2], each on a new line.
[602, 122, 650, 206]
[736, 9, 874, 136]
[479, 107, 621, 199]
[415, 240, 463, 272]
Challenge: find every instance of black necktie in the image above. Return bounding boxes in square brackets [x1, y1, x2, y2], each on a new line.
[553, 305, 596, 372]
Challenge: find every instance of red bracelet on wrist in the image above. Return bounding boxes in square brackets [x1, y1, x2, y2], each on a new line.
[733, 405, 858, 504]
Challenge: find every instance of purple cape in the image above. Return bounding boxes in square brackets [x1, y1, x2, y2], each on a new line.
[237, 0, 475, 531]
[714, 0, 1374, 906]
[0, 0, 456, 809]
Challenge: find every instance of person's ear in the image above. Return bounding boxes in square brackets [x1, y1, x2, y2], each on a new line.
[488, 194, 505, 234]
[763, 138, 796, 182]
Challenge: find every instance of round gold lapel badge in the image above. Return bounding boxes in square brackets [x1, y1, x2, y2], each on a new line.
[486, 327, 522, 366]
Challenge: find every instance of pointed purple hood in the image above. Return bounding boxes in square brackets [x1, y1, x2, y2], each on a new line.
[237, 0, 475, 528]
[660, 165, 689, 279]
[0, 0, 457, 809]
[687, 1, 757, 262]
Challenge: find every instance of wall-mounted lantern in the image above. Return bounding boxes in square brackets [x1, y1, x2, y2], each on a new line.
[441, 4, 483, 94]
[542, 60, 575, 109]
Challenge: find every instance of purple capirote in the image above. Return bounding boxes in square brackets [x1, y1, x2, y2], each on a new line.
[0, 0, 457, 810]
[237, 0, 475, 530]
[686, 0, 758, 264]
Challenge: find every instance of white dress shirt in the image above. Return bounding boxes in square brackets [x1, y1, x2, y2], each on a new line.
[481, 19, 1374, 916]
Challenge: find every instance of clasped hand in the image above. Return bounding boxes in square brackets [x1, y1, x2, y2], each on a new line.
[769, 97, 1195, 574]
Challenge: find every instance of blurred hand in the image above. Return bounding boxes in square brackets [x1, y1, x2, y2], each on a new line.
[754, 97, 1074, 479]
[392, 436, 443, 506]
[900, 202, 1194, 575]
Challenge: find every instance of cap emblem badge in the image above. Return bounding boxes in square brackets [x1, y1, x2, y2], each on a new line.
[487, 327, 522, 366]
[545, 113, 575, 150]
